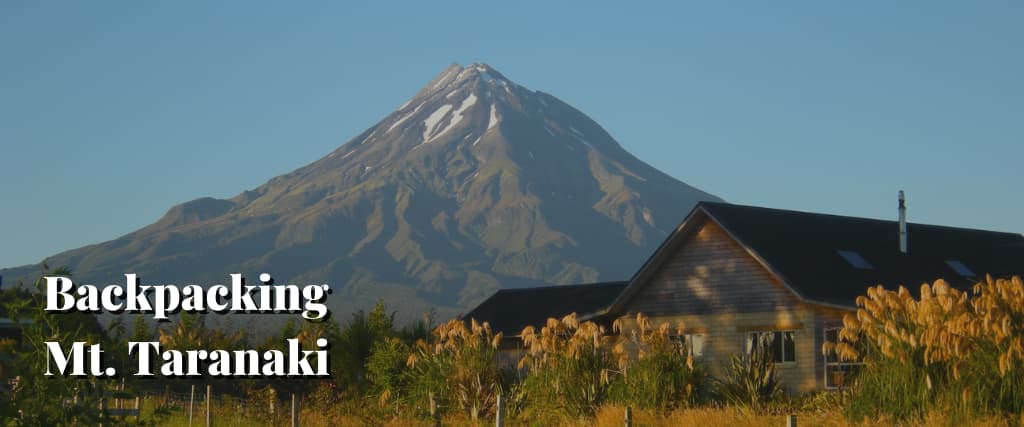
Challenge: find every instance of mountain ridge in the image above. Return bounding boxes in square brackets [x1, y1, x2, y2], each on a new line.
[1, 62, 721, 322]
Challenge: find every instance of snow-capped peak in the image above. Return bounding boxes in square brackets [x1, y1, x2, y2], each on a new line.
[423, 63, 520, 95]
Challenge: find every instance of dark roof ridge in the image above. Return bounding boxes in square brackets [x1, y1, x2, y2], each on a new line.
[698, 201, 1022, 237]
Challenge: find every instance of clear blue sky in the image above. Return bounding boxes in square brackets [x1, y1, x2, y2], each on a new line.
[1, 2, 1022, 268]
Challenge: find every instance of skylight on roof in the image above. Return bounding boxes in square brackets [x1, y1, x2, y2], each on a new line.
[945, 260, 976, 277]
[838, 250, 873, 270]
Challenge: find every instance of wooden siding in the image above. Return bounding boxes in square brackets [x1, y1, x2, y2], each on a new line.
[614, 311, 818, 393]
[616, 220, 854, 393]
[624, 219, 801, 316]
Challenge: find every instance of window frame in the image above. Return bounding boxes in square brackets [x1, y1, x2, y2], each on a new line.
[670, 333, 706, 360]
[823, 326, 865, 390]
[745, 330, 797, 364]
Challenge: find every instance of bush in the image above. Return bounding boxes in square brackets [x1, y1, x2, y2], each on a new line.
[717, 333, 782, 410]
[829, 276, 1024, 421]
[366, 337, 412, 410]
[405, 318, 503, 420]
[518, 313, 617, 418]
[610, 313, 708, 409]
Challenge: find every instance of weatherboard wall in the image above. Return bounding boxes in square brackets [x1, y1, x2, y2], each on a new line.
[615, 219, 851, 392]
[623, 218, 801, 315]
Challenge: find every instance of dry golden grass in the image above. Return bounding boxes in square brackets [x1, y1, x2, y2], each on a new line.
[828, 276, 1024, 378]
[518, 312, 612, 371]
[824, 276, 1024, 420]
[585, 405, 1016, 427]
[153, 401, 1021, 426]
[612, 312, 695, 371]
[404, 317, 504, 420]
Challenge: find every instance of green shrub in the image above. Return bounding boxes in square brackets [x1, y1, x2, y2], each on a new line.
[405, 318, 503, 420]
[610, 313, 708, 409]
[518, 314, 617, 418]
[831, 277, 1024, 421]
[717, 333, 782, 410]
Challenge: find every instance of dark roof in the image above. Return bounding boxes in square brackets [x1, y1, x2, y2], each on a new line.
[610, 202, 1024, 311]
[702, 202, 1024, 306]
[466, 202, 1024, 329]
[461, 281, 628, 336]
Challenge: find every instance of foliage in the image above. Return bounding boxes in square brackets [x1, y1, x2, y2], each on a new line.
[518, 313, 617, 418]
[10, 267, 1024, 425]
[396, 309, 433, 343]
[406, 318, 503, 420]
[717, 332, 782, 410]
[365, 337, 412, 410]
[610, 313, 708, 409]
[130, 314, 154, 343]
[335, 300, 394, 392]
[158, 311, 246, 354]
[0, 267, 143, 426]
[829, 276, 1024, 421]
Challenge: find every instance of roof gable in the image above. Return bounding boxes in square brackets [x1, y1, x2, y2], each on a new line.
[608, 202, 1024, 312]
[463, 202, 1024, 327]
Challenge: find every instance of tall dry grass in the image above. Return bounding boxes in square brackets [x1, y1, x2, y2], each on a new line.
[405, 317, 503, 420]
[826, 275, 1024, 421]
[517, 313, 617, 418]
[609, 313, 708, 409]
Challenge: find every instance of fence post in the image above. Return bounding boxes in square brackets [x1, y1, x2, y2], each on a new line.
[495, 393, 504, 427]
[429, 392, 440, 427]
[206, 384, 212, 427]
[291, 393, 299, 427]
[189, 384, 195, 427]
[135, 396, 141, 420]
[786, 414, 797, 427]
[624, 406, 632, 427]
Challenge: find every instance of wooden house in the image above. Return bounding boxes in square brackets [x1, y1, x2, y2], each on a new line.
[464, 202, 1024, 392]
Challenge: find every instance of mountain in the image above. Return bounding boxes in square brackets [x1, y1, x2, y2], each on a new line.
[1, 62, 721, 323]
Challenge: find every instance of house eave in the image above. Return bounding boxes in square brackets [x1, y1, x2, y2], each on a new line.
[605, 203, 859, 317]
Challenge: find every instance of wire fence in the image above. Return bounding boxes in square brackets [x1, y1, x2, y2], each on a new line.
[132, 385, 301, 427]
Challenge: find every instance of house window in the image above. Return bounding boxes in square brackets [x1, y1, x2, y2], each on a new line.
[945, 260, 976, 277]
[837, 250, 873, 270]
[823, 327, 864, 389]
[746, 331, 795, 363]
[673, 334, 705, 359]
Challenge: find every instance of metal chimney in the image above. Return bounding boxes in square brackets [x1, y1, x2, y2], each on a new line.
[898, 190, 907, 254]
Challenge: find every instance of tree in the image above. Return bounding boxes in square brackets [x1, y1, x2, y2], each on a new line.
[2, 267, 121, 426]
[129, 314, 153, 343]
[336, 300, 394, 391]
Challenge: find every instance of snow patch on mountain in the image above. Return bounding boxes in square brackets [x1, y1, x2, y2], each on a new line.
[422, 104, 454, 141]
[423, 94, 476, 145]
[488, 104, 499, 130]
[388, 104, 423, 133]
[457, 93, 478, 114]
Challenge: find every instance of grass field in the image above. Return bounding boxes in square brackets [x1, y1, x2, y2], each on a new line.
[143, 402, 1022, 427]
